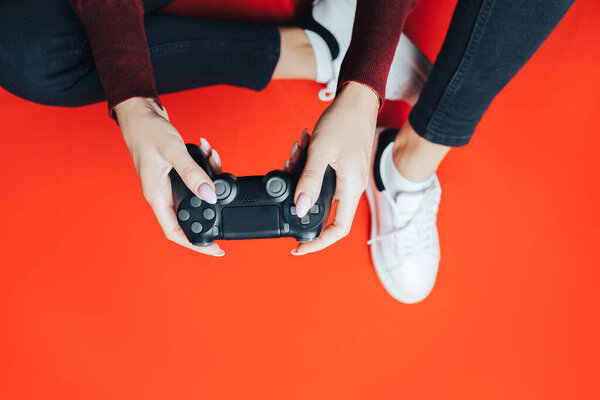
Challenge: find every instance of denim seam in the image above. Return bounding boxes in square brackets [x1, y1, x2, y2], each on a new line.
[149, 40, 264, 56]
[425, 0, 495, 138]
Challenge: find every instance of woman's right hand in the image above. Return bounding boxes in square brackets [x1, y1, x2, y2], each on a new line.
[115, 97, 225, 256]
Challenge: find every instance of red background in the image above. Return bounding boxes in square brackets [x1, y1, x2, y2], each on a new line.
[1, 0, 599, 398]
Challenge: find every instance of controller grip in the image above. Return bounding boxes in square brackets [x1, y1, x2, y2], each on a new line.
[319, 165, 336, 218]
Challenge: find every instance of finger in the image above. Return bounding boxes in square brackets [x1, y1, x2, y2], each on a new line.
[292, 184, 362, 255]
[147, 189, 225, 257]
[163, 142, 217, 204]
[289, 140, 302, 169]
[294, 142, 330, 218]
[290, 141, 299, 159]
[208, 149, 222, 174]
[286, 140, 304, 176]
[200, 137, 212, 155]
[200, 137, 222, 174]
[286, 130, 311, 174]
[299, 129, 310, 151]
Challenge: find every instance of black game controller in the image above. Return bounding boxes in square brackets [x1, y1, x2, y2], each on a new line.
[170, 144, 336, 246]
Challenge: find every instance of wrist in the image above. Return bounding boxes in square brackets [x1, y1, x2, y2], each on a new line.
[114, 97, 162, 126]
[337, 81, 380, 111]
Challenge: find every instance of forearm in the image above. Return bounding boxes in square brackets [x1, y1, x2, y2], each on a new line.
[69, 0, 160, 118]
[338, 0, 419, 103]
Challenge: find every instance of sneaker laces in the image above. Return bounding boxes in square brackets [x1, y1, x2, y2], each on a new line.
[367, 185, 440, 258]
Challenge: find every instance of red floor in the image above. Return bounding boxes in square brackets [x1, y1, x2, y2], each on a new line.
[1, 1, 599, 399]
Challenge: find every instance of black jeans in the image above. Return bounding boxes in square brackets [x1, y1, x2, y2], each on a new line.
[0, 0, 573, 147]
[0, 0, 280, 107]
[409, 0, 573, 146]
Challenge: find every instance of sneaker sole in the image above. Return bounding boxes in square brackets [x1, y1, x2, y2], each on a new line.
[365, 180, 408, 302]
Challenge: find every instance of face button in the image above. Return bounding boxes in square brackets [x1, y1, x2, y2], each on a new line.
[203, 208, 215, 220]
[290, 206, 297, 216]
[190, 196, 202, 207]
[300, 215, 310, 225]
[309, 205, 320, 214]
[178, 209, 190, 221]
[265, 176, 287, 197]
[191, 222, 203, 233]
[214, 179, 231, 200]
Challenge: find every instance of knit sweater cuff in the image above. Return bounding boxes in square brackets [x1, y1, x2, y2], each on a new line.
[336, 0, 418, 109]
[69, 0, 160, 119]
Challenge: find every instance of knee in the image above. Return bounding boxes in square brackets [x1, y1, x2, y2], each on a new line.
[0, 1, 90, 107]
[0, 49, 80, 107]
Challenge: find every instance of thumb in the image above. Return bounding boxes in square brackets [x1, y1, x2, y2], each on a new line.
[295, 147, 329, 218]
[167, 145, 217, 204]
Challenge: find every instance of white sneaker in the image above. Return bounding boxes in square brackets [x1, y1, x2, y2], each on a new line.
[305, 0, 432, 104]
[365, 128, 442, 303]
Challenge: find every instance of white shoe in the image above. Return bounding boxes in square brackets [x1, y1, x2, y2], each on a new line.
[365, 128, 442, 303]
[305, 0, 432, 104]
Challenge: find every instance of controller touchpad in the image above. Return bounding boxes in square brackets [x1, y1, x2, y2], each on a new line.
[222, 206, 280, 239]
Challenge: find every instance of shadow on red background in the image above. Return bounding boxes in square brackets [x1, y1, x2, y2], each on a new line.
[1, 1, 599, 399]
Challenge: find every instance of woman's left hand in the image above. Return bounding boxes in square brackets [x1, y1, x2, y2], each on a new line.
[285, 82, 380, 255]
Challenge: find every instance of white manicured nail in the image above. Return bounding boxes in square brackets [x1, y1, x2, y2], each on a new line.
[199, 183, 217, 204]
[291, 248, 305, 256]
[295, 193, 311, 218]
[291, 141, 299, 157]
[211, 149, 221, 167]
[200, 137, 211, 154]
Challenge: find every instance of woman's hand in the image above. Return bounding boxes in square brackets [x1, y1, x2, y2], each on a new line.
[115, 97, 225, 256]
[287, 82, 380, 255]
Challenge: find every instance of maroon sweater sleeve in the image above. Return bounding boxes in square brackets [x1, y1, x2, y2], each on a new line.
[69, 0, 160, 118]
[337, 0, 419, 106]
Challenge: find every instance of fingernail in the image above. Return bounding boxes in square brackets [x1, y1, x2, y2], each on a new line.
[300, 129, 309, 147]
[291, 248, 304, 256]
[284, 159, 290, 170]
[215, 250, 226, 257]
[211, 149, 221, 167]
[290, 141, 299, 158]
[199, 183, 217, 204]
[295, 192, 311, 218]
[200, 137, 211, 154]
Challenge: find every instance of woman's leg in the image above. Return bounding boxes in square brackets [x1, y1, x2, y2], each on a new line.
[273, 28, 316, 80]
[0, 0, 100, 106]
[144, 15, 314, 95]
[0, 0, 314, 107]
[394, 0, 574, 182]
[368, 0, 574, 304]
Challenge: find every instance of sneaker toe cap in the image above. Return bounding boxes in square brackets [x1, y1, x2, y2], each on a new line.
[387, 255, 439, 304]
